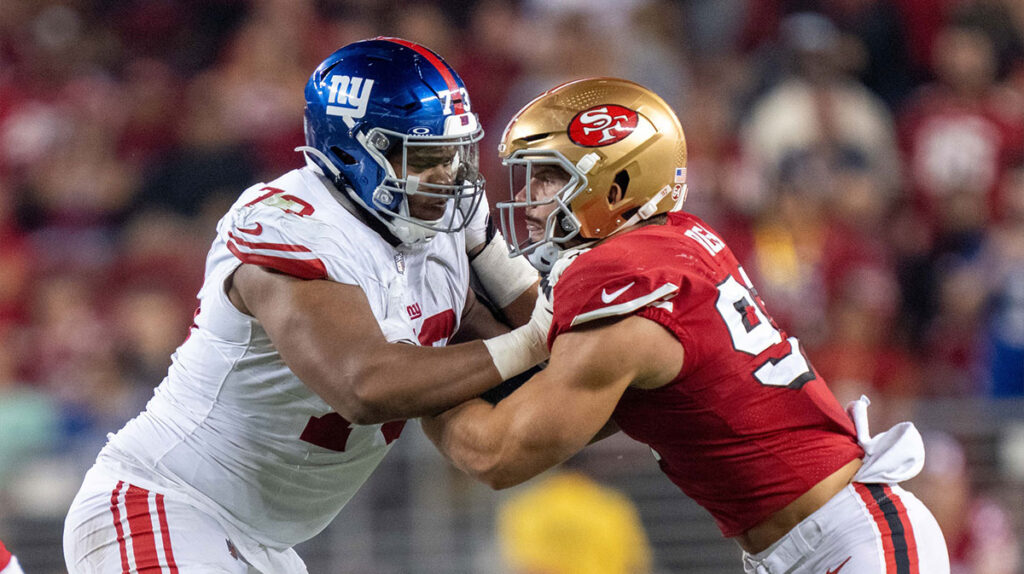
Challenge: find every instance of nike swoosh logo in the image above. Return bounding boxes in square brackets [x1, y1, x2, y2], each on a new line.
[237, 223, 263, 235]
[826, 556, 851, 574]
[600, 282, 635, 304]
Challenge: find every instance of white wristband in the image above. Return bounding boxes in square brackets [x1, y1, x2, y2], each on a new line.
[482, 288, 552, 380]
[471, 232, 539, 309]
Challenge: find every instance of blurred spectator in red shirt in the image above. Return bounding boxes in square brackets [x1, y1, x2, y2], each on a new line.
[898, 21, 1024, 232]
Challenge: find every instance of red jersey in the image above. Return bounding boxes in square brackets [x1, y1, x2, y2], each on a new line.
[548, 212, 863, 537]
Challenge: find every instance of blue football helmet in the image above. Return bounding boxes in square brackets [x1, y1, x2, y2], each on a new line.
[298, 37, 485, 245]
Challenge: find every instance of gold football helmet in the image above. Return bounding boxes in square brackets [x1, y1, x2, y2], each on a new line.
[497, 77, 688, 271]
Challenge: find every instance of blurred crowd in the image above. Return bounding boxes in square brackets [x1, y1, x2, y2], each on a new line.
[0, 0, 1023, 569]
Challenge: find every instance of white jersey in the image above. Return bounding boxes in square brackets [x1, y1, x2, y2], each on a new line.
[96, 167, 469, 549]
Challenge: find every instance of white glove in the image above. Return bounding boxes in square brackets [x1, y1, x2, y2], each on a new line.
[482, 283, 553, 380]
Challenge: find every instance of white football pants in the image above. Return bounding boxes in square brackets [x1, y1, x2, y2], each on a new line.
[64, 464, 307, 574]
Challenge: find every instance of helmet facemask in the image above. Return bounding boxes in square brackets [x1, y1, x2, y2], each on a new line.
[498, 149, 592, 272]
[363, 122, 486, 244]
[300, 118, 485, 245]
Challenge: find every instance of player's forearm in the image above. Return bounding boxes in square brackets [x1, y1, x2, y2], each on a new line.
[421, 399, 507, 480]
[498, 279, 540, 328]
[423, 392, 572, 490]
[321, 340, 505, 424]
[422, 400, 539, 489]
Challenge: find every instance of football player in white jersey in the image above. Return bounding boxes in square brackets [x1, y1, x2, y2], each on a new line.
[63, 38, 548, 573]
[0, 540, 24, 574]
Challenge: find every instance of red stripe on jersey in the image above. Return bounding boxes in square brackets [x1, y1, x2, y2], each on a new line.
[0, 539, 11, 569]
[125, 485, 160, 571]
[855, 483, 899, 573]
[377, 37, 465, 114]
[884, 485, 920, 573]
[109, 481, 131, 574]
[155, 494, 179, 573]
[227, 240, 328, 280]
[227, 231, 313, 253]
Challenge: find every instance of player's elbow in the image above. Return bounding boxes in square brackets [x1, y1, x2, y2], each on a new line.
[338, 382, 391, 425]
[479, 470, 528, 490]
[458, 452, 529, 490]
[322, 372, 392, 425]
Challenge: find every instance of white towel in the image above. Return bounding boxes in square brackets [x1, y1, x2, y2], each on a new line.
[848, 395, 926, 483]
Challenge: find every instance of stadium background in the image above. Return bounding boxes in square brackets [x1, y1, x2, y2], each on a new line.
[0, 0, 1022, 572]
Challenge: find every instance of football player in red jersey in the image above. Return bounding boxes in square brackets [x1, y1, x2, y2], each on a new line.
[423, 78, 951, 574]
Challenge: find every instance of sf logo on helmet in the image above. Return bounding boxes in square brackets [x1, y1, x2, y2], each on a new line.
[568, 104, 638, 147]
[326, 75, 375, 128]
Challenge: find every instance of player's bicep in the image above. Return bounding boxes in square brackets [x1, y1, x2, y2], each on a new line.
[230, 263, 385, 392]
[546, 314, 683, 393]
[501, 315, 681, 460]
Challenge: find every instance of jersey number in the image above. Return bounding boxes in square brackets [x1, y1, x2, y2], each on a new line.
[300, 414, 406, 452]
[299, 309, 455, 451]
[714, 272, 815, 389]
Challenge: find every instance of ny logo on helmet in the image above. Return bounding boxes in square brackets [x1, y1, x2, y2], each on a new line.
[326, 75, 375, 128]
[568, 104, 638, 147]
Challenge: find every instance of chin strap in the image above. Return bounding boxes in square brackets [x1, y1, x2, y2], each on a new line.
[296, 146, 342, 181]
[613, 183, 684, 236]
[296, 146, 435, 245]
[527, 243, 561, 273]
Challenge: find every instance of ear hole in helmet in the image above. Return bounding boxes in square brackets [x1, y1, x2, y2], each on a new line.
[608, 170, 630, 204]
[330, 146, 359, 165]
[320, 62, 342, 78]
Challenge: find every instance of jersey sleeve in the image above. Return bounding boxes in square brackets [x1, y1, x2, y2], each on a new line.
[548, 244, 682, 346]
[222, 185, 362, 285]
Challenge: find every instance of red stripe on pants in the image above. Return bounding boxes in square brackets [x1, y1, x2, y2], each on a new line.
[854, 483, 898, 573]
[0, 538, 12, 568]
[155, 494, 179, 573]
[125, 485, 160, 572]
[109, 481, 130, 573]
[883, 485, 920, 573]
